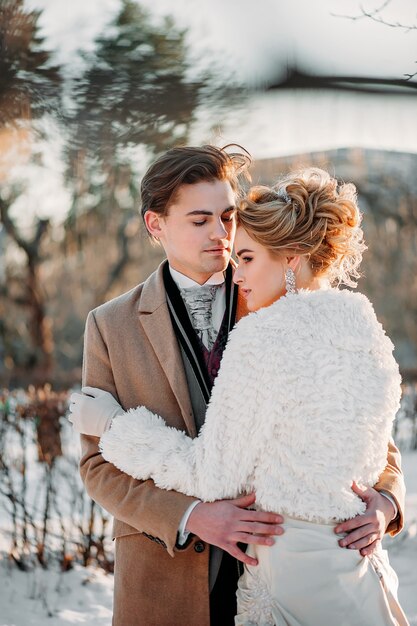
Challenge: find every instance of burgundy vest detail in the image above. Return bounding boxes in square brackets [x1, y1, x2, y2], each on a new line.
[198, 310, 229, 388]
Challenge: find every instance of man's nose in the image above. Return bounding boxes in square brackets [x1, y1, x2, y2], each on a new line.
[210, 219, 228, 239]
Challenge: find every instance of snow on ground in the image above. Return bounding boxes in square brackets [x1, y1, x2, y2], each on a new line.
[0, 560, 113, 625]
[0, 451, 416, 625]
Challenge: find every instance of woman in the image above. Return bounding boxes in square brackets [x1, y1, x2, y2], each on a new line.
[70, 168, 408, 625]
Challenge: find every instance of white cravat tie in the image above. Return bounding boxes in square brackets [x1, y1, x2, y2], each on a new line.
[179, 284, 222, 350]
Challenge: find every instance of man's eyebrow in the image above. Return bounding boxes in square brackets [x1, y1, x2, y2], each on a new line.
[185, 206, 236, 216]
[236, 248, 254, 257]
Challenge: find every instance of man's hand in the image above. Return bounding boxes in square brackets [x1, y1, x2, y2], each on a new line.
[186, 493, 284, 566]
[68, 386, 123, 436]
[334, 482, 396, 557]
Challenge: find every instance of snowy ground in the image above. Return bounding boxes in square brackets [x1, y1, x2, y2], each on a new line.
[0, 563, 113, 626]
[0, 451, 416, 625]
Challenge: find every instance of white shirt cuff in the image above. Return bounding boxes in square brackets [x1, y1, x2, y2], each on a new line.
[177, 500, 201, 546]
[379, 490, 398, 520]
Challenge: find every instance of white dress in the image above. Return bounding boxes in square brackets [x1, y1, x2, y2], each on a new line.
[99, 288, 409, 625]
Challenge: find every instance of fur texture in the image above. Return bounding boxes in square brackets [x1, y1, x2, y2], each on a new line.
[100, 288, 401, 523]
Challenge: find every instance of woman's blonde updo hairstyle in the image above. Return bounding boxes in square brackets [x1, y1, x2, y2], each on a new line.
[237, 167, 367, 287]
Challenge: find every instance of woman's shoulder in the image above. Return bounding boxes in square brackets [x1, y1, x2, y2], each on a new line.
[283, 286, 372, 308]
[263, 287, 378, 320]
[233, 288, 385, 333]
[245, 288, 391, 346]
[305, 288, 386, 333]
[302, 286, 374, 309]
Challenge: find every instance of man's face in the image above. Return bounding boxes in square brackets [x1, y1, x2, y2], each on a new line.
[151, 179, 237, 284]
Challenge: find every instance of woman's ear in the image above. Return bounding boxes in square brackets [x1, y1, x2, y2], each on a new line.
[287, 256, 301, 272]
[144, 210, 164, 240]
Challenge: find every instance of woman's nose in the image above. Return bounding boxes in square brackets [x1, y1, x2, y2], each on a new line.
[233, 265, 243, 284]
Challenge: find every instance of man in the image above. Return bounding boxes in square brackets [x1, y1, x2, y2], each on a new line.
[73, 145, 405, 626]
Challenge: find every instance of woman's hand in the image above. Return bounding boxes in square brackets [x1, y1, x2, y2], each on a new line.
[68, 386, 123, 436]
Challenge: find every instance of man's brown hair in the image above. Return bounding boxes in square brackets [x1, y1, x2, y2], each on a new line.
[140, 144, 251, 235]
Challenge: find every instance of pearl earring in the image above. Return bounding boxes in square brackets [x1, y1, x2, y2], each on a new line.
[285, 268, 297, 294]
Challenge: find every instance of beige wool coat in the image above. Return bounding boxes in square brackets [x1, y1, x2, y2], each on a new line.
[80, 261, 405, 626]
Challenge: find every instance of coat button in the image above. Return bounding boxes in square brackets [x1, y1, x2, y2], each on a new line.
[194, 541, 205, 553]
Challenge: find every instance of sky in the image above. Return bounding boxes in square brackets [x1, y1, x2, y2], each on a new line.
[8, 0, 416, 227]
[138, 0, 417, 84]
[26, 0, 417, 83]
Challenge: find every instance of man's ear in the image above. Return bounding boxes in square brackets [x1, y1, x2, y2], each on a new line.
[144, 210, 164, 240]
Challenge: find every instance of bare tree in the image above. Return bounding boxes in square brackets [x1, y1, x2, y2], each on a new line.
[0, 0, 61, 380]
[332, 0, 417, 80]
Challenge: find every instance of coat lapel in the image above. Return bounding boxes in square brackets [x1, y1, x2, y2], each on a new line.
[137, 260, 248, 437]
[138, 263, 196, 437]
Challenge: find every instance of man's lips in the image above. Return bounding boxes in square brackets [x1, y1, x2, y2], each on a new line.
[241, 289, 251, 298]
[204, 247, 229, 253]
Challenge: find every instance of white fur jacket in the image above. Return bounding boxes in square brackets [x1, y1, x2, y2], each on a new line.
[100, 288, 402, 523]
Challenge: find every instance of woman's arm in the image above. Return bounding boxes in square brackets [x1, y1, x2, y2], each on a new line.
[99, 316, 265, 502]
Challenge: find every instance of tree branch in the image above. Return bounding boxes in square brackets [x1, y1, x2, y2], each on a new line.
[0, 197, 31, 256]
[0, 196, 50, 260]
[332, 0, 417, 32]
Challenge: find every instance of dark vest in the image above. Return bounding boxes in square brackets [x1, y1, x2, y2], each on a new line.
[163, 262, 238, 431]
[178, 310, 230, 433]
[200, 310, 230, 388]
